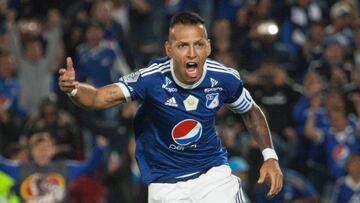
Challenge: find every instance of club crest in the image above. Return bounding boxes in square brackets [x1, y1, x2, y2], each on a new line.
[206, 93, 219, 109]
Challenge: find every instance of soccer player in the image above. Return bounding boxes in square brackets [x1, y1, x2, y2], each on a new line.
[59, 12, 283, 203]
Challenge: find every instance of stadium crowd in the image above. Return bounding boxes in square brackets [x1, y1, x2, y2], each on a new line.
[0, 0, 359, 202]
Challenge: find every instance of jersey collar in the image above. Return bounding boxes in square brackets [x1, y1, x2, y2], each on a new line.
[170, 58, 207, 89]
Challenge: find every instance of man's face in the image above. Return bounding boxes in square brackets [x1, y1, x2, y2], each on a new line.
[31, 140, 55, 166]
[165, 24, 211, 84]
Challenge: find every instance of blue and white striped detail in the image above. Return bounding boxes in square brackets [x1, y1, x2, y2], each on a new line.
[139, 60, 171, 77]
[206, 60, 241, 80]
[235, 178, 245, 203]
[115, 82, 132, 102]
[226, 88, 253, 113]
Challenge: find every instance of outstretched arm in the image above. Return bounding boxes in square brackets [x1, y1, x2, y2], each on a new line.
[241, 103, 283, 197]
[58, 57, 126, 109]
[67, 136, 108, 181]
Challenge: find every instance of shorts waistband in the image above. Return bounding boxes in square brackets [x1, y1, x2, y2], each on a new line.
[153, 168, 211, 184]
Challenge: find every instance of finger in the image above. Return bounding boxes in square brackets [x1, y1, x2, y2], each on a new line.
[275, 173, 283, 194]
[59, 81, 78, 89]
[257, 170, 266, 184]
[58, 68, 66, 75]
[59, 76, 75, 83]
[267, 173, 277, 197]
[66, 57, 74, 72]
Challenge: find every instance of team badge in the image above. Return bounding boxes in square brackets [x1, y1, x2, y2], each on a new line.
[183, 95, 199, 111]
[206, 93, 219, 109]
[172, 119, 202, 145]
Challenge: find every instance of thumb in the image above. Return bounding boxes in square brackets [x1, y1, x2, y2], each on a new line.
[257, 171, 266, 184]
[66, 57, 74, 72]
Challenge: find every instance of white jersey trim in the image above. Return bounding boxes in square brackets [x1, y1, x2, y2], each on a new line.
[139, 59, 171, 77]
[115, 82, 132, 102]
[206, 61, 241, 80]
[226, 88, 253, 113]
[139, 60, 170, 75]
[170, 59, 207, 89]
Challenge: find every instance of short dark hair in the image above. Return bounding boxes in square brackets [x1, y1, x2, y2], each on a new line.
[169, 12, 205, 28]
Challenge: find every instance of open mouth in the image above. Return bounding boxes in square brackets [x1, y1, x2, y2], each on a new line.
[185, 62, 199, 78]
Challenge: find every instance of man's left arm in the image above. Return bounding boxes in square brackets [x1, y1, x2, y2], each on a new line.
[66, 136, 108, 181]
[241, 103, 283, 197]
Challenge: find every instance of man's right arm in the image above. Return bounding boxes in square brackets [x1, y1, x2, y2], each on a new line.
[59, 57, 127, 110]
[68, 83, 126, 110]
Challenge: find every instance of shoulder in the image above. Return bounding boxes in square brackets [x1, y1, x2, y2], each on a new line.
[205, 58, 241, 80]
[139, 57, 171, 78]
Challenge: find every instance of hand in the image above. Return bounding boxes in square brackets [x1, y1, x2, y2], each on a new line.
[58, 57, 78, 94]
[257, 159, 283, 198]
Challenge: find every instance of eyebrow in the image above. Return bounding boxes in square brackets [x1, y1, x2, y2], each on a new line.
[176, 39, 205, 44]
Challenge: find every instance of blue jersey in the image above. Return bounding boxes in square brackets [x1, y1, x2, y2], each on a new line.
[331, 176, 360, 203]
[116, 57, 253, 184]
[320, 117, 360, 178]
[76, 41, 120, 87]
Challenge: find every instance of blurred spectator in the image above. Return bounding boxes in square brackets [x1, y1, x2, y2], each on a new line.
[0, 52, 24, 118]
[0, 132, 107, 203]
[130, 0, 166, 65]
[330, 154, 360, 203]
[352, 28, 360, 67]
[344, 66, 360, 117]
[70, 175, 107, 203]
[295, 21, 326, 80]
[255, 168, 318, 203]
[8, 9, 62, 115]
[75, 21, 129, 153]
[22, 96, 83, 160]
[280, 0, 323, 55]
[305, 91, 360, 201]
[0, 52, 26, 151]
[325, 1, 354, 49]
[292, 71, 329, 195]
[176, 0, 214, 29]
[91, 0, 136, 69]
[76, 21, 130, 87]
[210, 18, 239, 69]
[313, 37, 353, 88]
[3, 142, 28, 164]
[103, 136, 147, 203]
[216, 0, 252, 22]
[247, 62, 300, 139]
[239, 20, 293, 72]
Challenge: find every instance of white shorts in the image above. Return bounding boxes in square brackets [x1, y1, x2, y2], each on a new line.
[148, 165, 246, 203]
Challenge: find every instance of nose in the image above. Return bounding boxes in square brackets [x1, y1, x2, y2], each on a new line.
[187, 45, 197, 58]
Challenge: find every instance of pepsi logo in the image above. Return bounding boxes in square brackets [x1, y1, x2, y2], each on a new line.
[332, 145, 350, 161]
[172, 119, 202, 146]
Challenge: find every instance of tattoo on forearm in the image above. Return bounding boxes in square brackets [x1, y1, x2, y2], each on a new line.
[241, 104, 273, 149]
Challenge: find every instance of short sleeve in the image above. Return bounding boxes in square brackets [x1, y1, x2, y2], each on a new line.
[115, 71, 147, 102]
[223, 71, 254, 114]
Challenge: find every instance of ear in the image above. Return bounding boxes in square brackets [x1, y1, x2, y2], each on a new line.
[206, 39, 211, 56]
[165, 41, 172, 57]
